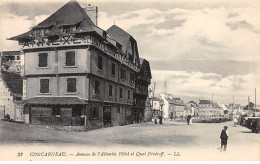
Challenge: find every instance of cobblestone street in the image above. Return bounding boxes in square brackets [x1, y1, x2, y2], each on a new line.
[1, 120, 260, 160]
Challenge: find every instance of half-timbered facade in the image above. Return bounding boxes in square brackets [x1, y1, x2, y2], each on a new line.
[9, 1, 151, 127]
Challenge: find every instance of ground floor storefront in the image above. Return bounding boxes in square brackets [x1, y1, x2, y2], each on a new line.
[24, 97, 134, 128]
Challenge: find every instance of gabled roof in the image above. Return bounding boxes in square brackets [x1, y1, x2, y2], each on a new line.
[9, 1, 96, 40]
[106, 25, 134, 52]
[188, 100, 197, 104]
[0, 72, 23, 97]
[165, 97, 185, 106]
[138, 58, 152, 80]
[199, 100, 212, 104]
[35, 1, 94, 28]
[1, 51, 20, 56]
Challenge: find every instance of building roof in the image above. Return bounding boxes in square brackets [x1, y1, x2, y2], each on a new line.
[9, 1, 97, 40]
[106, 25, 134, 52]
[188, 100, 197, 104]
[152, 97, 161, 101]
[0, 71, 23, 97]
[35, 1, 94, 28]
[199, 100, 212, 104]
[1, 51, 20, 56]
[138, 58, 152, 81]
[25, 97, 87, 105]
[165, 97, 185, 106]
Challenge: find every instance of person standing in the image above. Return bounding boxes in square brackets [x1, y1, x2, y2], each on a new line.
[220, 126, 229, 152]
[187, 115, 191, 125]
[234, 116, 238, 127]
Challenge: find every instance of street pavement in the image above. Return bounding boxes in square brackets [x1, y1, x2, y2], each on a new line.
[0, 120, 260, 160]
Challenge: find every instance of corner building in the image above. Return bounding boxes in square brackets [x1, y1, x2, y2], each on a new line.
[9, 1, 151, 127]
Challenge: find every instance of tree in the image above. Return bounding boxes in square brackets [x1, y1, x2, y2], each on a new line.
[244, 102, 255, 110]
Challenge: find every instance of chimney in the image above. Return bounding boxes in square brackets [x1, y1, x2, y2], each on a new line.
[82, 4, 98, 26]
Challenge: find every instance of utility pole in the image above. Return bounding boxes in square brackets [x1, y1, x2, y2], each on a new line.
[248, 96, 250, 112]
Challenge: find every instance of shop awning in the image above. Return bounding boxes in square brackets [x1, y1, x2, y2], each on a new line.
[25, 97, 87, 105]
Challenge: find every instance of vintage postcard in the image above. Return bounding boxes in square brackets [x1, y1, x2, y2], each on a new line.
[0, 0, 259, 161]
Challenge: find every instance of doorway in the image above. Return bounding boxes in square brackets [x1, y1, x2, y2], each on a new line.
[103, 107, 111, 126]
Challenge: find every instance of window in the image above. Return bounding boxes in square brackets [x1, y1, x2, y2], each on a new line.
[67, 78, 77, 93]
[91, 107, 99, 119]
[111, 63, 116, 76]
[128, 90, 130, 99]
[117, 106, 120, 113]
[121, 68, 126, 80]
[65, 51, 76, 66]
[119, 87, 123, 99]
[130, 73, 135, 83]
[63, 26, 74, 33]
[72, 106, 81, 117]
[109, 84, 113, 97]
[40, 79, 49, 93]
[52, 106, 60, 116]
[98, 56, 103, 70]
[36, 29, 40, 37]
[128, 53, 134, 62]
[94, 80, 100, 95]
[38, 53, 48, 67]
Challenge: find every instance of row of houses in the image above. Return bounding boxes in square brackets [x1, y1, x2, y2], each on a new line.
[0, 1, 152, 128]
[150, 94, 240, 119]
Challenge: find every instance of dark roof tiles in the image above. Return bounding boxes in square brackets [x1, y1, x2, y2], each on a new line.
[106, 25, 133, 52]
[26, 97, 87, 105]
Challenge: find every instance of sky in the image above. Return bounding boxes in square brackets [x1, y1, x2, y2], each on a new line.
[0, 0, 259, 105]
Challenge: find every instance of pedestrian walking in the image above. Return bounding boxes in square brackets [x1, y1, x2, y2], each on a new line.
[189, 115, 193, 125]
[233, 116, 238, 127]
[154, 116, 157, 124]
[159, 115, 163, 124]
[187, 115, 191, 125]
[220, 126, 229, 152]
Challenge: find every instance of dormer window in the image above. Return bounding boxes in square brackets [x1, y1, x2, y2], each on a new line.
[32, 26, 53, 37]
[59, 25, 77, 34]
[116, 43, 122, 51]
[103, 32, 107, 40]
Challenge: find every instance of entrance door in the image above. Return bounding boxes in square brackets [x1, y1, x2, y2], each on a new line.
[61, 107, 72, 126]
[72, 105, 82, 126]
[103, 107, 111, 126]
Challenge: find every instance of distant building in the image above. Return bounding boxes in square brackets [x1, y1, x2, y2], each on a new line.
[198, 100, 222, 118]
[0, 51, 21, 73]
[160, 94, 185, 119]
[8, 1, 151, 127]
[187, 100, 198, 116]
[151, 97, 161, 117]
[0, 50, 23, 121]
[0, 72, 23, 121]
[144, 97, 152, 121]
[226, 103, 243, 114]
